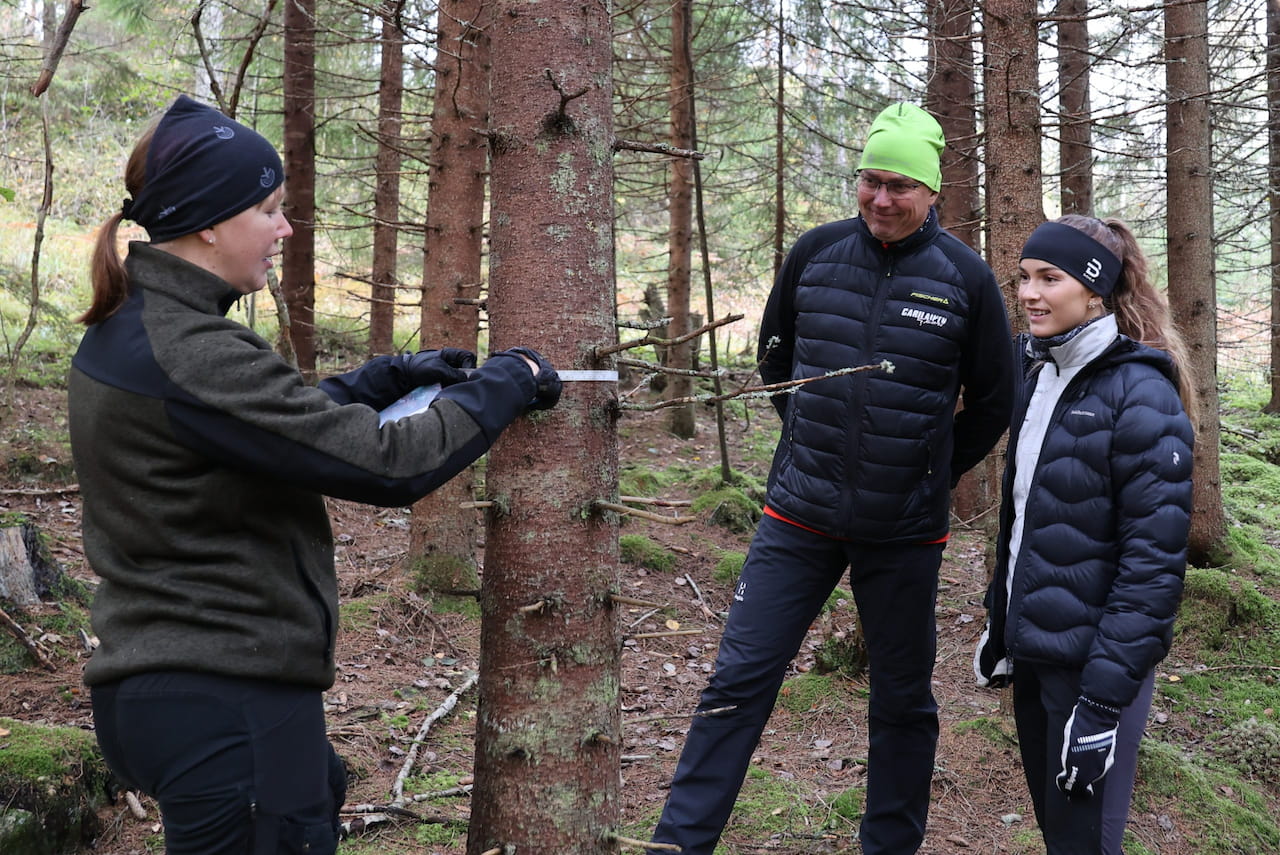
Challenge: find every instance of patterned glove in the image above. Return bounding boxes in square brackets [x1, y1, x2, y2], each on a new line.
[1056, 696, 1121, 799]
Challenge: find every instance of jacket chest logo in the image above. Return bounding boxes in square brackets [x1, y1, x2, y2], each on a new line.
[901, 306, 948, 327]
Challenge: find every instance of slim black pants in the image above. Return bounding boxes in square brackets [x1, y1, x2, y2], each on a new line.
[1012, 661, 1155, 855]
[649, 514, 943, 855]
[92, 671, 346, 855]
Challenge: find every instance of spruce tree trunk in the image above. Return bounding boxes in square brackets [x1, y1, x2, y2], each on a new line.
[282, 0, 317, 376]
[409, 0, 491, 580]
[1166, 0, 1227, 561]
[369, 2, 405, 357]
[468, 3, 620, 853]
[666, 0, 696, 438]
[982, 0, 1045, 314]
[1057, 0, 1093, 215]
[1265, 1, 1280, 414]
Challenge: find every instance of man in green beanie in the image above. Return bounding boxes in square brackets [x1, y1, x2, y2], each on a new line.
[648, 103, 1015, 855]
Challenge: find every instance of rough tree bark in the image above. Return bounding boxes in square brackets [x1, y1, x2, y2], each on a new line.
[1057, 0, 1093, 215]
[1166, 0, 1227, 560]
[927, 0, 981, 251]
[368, 0, 406, 357]
[1266, 0, 1280, 414]
[928, 0, 994, 522]
[982, 0, 1045, 317]
[408, 0, 490, 584]
[468, 2, 621, 853]
[666, 0, 697, 438]
[282, 0, 317, 376]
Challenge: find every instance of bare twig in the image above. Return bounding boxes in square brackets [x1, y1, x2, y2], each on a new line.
[0, 605, 57, 672]
[622, 361, 893, 412]
[683, 573, 722, 624]
[613, 138, 706, 160]
[391, 671, 479, 807]
[616, 357, 728, 379]
[619, 496, 692, 508]
[628, 629, 703, 640]
[0, 485, 78, 497]
[594, 501, 697, 526]
[30, 0, 86, 96]
[610, 593, 664, 608]
[595, 314, 743, 359]
[626, 704, 738, 725]
[608, 832, 681, 851]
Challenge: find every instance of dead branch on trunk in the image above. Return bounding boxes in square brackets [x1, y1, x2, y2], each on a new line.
[613, 139, 706, 160]
[30, 0, 86, 96]
[619, 496, 692, 507]
[595, 313, 742, 359]
[594, 501, 697, 526]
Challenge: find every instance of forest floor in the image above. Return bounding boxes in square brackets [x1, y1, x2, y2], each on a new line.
[0, 383, 1204, 855]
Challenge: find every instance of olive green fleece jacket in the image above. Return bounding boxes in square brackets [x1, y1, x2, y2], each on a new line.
[70, 243, 536, 688]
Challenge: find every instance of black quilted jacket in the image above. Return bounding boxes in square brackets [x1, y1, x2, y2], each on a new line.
[983, 336, 1194, 707]
[758, 211, 1015, 543]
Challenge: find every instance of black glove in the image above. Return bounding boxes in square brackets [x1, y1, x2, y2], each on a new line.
[399, 348, 475, 388]
[1057, 696, 1121, 799]
[973, 626, 1012, 689]
[501, 346, 562, 411]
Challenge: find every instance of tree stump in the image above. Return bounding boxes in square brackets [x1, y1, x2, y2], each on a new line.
[0, 518, 64, 606]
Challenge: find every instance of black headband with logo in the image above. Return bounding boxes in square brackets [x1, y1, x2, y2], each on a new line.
[122, 95, 283, 243]
[1020, 221, 1122, 297]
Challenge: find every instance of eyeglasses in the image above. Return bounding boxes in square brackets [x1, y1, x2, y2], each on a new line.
[857, 173, 923, 198]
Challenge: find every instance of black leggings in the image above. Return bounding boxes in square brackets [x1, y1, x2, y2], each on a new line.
[92, 671, 346, 855]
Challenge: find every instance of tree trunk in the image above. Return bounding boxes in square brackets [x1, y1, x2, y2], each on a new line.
[928, 0, 993, 521]
[282, 0, 317, 376]
[1166, 0, 1227, 561]
[773, 3, 786, 281]
[1266, 0, 1280, 414]
[666, 0, 697, 438]
[982, 0, 1045, 316]
[369, 2, 405, 357]
[469, 3, 620, 853]
[1057, 0, 1093, 215]
[408, 0, 491, 581]
[927, 0, 981, 251]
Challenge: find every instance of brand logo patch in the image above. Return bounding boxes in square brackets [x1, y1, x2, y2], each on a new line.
[901, 307, 948, 327]
[259, 167, 277, 188]
[909, 291, 950, 306]
[1083, 257, 1103, 283]
[213, 124, 236, 140]
[734, 580, 747, 602]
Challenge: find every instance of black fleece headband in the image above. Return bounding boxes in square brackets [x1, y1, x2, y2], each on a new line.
[1020, 221, 1122, 297]
[122, 95, 283, 242]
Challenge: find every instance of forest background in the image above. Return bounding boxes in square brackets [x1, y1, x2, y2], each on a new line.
[5, 1, 1280, 854]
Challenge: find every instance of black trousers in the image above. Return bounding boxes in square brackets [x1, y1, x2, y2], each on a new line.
[1013, 661, 1155, 855]
[650, 514, 943, 855]
[91, 671, 346, 855]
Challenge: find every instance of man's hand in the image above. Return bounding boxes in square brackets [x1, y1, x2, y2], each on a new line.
[1056, 696, 1121, 799]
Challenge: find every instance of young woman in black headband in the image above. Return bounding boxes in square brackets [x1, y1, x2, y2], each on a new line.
[72, 96, 559, 855]
[974, 214, 1194, 855]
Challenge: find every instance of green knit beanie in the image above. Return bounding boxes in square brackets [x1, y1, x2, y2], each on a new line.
[857, 103, 945, 192]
